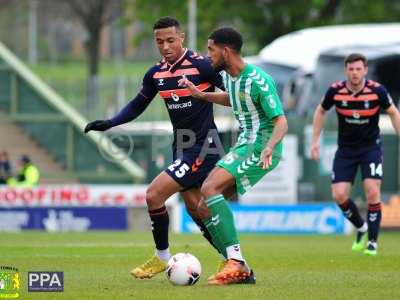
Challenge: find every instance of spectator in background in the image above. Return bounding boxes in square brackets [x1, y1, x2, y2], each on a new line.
[0, 151, 12, 184]
[7, 155, 40, 187]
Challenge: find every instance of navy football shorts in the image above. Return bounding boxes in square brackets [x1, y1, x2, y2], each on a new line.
[165, 147, 220, 191]
[331, 145, 383, 184]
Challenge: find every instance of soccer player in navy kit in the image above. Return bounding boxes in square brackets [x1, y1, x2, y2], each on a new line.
[311, 53, 400, 255]
[85, 17, 225, 277]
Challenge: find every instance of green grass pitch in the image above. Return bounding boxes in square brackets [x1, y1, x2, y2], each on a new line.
[1, 231, 399, 299]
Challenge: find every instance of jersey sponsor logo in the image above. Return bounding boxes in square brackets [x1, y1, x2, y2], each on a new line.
[364, 101, 370, 109]
[342, 101, 348, 107]
[171, 93, 180, 102]
[167, 101, 192, 110]
[345, 118, 369, 125]
[336, 107, 379, 117]
[159, 83, 212, 99]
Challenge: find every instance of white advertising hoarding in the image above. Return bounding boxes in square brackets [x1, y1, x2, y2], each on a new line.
[240, 134, 299, 204]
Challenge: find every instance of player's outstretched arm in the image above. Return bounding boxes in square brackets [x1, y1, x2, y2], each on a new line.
[260, 115, 288, 169]
[178, 77, 231, 106]
[310, 104, 327, 160]
[386, 104, 400, 136]
[84, 93, 152, 133]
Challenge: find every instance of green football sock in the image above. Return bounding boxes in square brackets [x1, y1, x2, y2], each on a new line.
[203, 218, 227, 259]
[205, 194, 240, 249]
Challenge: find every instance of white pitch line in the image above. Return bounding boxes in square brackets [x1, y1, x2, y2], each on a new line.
[0, 241, 210, 248]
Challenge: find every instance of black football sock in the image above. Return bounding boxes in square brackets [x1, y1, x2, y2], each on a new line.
[338, 199, 365, 229]
[367, 202, 382, 242]
[148, 206, 169, 250]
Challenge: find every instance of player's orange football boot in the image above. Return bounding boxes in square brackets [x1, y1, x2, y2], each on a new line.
[208, 259, 254, 285]
[207, 260, 227, 281]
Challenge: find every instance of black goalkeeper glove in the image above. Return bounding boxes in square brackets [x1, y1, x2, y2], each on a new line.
[84, 120, 112, 133]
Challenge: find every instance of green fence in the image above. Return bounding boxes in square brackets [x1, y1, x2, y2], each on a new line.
[0, 42, 145, 183]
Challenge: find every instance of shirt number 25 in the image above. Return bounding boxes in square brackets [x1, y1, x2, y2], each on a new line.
[168, 159, 190, 178]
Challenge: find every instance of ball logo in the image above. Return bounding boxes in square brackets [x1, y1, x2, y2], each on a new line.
[28, 272, 64, 292]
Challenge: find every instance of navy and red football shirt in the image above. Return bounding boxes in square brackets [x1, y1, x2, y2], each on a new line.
[321, 79, 393, 148]
[139, 48, 224, 149]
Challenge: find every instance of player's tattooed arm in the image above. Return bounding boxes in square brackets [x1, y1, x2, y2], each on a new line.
[178, 76, 231, 106]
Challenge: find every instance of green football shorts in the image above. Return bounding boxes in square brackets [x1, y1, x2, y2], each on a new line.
[216, 143, 281, 195]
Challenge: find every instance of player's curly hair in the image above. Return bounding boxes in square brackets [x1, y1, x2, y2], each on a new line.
[153, 17, 180, 31]
[209, 27, 243, 53]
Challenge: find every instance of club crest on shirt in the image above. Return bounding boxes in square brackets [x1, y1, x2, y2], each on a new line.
[364, 101, 370, 109]
[239, 91, 246, 101]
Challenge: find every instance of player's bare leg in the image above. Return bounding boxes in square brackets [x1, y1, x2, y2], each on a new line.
[363, 179, 382, 255]
[131, 171, 181, 279]
[332, 182, 368, 252]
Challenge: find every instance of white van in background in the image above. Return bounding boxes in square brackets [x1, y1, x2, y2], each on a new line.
[299, 44, 400, 116]
[248, 23, 400, 114]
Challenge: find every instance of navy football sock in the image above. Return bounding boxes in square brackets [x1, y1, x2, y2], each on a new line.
[338, 199, 365, 229]
[149, 206, 169, 250]
[367, 202, 382, 242]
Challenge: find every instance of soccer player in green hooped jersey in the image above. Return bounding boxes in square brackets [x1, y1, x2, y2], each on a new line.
[179, 27, 288, 285]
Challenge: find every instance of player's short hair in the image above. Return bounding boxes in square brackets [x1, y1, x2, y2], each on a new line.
[209, 27, 243, 53]
[153, 17, 180, 31]
[345, 53, 367, 67]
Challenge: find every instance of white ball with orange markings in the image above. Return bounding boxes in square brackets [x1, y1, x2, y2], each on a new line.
[165, 253, 201, 286]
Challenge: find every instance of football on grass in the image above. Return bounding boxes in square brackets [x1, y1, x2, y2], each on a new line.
[165, 253, 201, 286]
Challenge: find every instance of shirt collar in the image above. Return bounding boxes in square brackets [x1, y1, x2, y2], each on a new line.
[167, 48, 188, 72]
